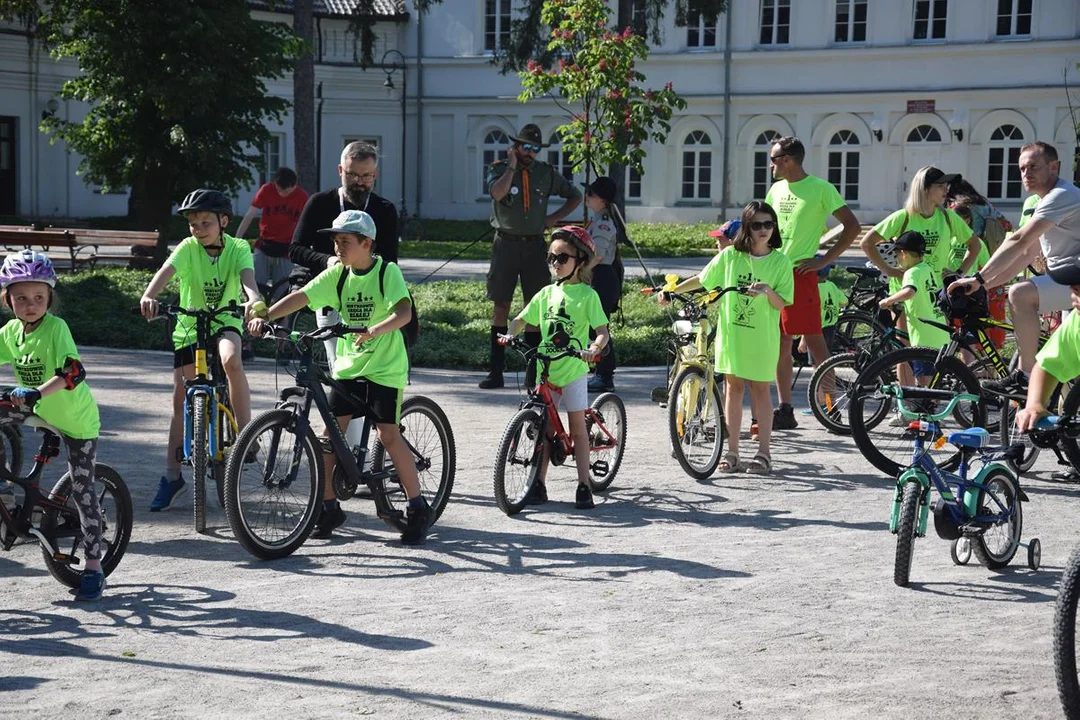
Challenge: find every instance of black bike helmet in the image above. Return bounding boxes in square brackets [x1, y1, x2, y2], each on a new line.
[177, 189, 232, 216]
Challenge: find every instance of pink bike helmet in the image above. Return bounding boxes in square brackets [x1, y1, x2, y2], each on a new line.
[0, 250, 58, 288]
[551, 225, 596, 263]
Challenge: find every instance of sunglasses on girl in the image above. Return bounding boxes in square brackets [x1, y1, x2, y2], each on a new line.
[749, 221, 776, 231]
[519, 143, 542, 153]
[547, 252, 574, 265]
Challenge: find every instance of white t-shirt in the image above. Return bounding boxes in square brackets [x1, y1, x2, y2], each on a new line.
[1033, 177, 1080, 270]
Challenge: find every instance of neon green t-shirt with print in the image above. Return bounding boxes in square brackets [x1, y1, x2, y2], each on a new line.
[0, 314, 99, 439]
[1018, 194, 1039, 229]
[765, 175, 846, 263]
[518, 282, 608, 388]
[165, 233, 254, 350]
[302, 259, 411, 389]
[900, 262, 949, 349]
[873, 208, 965, 280]
[699, 246, 794, 382]
[945, 236, 990, 274]
[1037, 310, 1080, 384]
[819, 279, 846, 328]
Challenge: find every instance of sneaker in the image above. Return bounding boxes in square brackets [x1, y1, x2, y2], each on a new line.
[74, 570, 106, 602]
[575, 483, 595, 510]
[587, 375, 614, 393]
[773, 404, 799, 430]
[983, 369, 1030, 399]
[310, 503, 347, 539]
[401, 498, 432, 545]
[525, 481, 548, 505]
[149, 476, 186, 512]
[478, 371, 504, 389]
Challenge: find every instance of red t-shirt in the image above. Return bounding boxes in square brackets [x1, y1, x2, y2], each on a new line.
[253, 183, 309, 245]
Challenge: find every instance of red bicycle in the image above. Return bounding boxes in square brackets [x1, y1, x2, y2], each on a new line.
[492, 337, 627, 515]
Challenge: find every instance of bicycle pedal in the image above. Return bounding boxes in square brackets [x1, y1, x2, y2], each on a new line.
[377, 509, 404, 521]
[590, 460, 610, 478]
[52, 552, 72, 562]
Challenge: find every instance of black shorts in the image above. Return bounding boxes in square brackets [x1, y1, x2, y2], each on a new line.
[173, 330, 241, 369]
[328, 378, 403, 425]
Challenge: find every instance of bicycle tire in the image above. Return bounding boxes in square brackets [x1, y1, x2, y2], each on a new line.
[1055, 544, 1080, 719]
[1060, 382, 1080, 473]
[493, 408, 545, 516]
[40, 463, 133, 590]
[970, 469, 1022, 569]
[191, 392, 210, 534]
[849, 347, 985, 478]
[212, 396, 237, 509]
[0, 424, 22, 477]
[223, 408, 322, 560]
[370, 395, 456, 530]
[832, 309, 885, 354]
[588, 392, 626, 491]
[894, 479, 921, 587]
[806, 352, 887, 435]
[668, 365, 725, 479]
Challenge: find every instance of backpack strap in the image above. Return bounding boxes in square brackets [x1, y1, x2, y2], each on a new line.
[378, 257, 387, 297]
[335, 264, 349, 307]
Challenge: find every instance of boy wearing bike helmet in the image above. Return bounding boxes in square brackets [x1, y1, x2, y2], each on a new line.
[0, 251, 105, 600]
[502, 226, 609, 510]
[140, 189, 260, 513]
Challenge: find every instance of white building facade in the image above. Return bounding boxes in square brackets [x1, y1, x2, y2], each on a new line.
[1, 0, 1078, 225]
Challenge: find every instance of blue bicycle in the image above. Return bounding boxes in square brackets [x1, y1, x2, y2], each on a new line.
[885, 385, 1040, 587]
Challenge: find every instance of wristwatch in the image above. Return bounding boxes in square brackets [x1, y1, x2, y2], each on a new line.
[974, 271, 986, 287]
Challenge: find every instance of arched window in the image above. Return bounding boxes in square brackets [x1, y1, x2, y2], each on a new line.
[906, 124, 942, 142]
[681, 130, 713, 201]
[753, 130, 780, 199]
[827, 130, 861, 202]
[545, 131, 575, 184]
[987, 124, 1024, 200]
[481, 129, 510, 194]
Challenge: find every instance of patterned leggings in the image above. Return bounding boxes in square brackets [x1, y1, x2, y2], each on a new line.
[0, 406, 103, 560]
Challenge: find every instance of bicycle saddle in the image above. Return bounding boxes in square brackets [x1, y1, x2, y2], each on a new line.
[946, 427, 992, 449]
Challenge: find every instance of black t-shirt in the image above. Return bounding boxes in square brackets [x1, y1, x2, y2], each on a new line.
[288, 188, 399, 286]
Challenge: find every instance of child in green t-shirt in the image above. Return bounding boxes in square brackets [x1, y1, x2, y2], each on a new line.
[140, 189, 261, 514]
[502, 226, 610, 510]
[248, 210, 431, 544]
[0, 251, 106, 600]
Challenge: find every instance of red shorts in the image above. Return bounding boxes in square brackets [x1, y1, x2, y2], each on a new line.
[780, 270, 823, 336]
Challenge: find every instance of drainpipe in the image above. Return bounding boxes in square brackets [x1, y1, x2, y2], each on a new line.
[414, 9, 424, 217]
[316, 81, 324, 184]
[720, 10, 732, 211]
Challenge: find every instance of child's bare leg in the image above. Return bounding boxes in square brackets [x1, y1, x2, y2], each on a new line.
[724, 375, 744, 456]
[568, 410, 591, 486]
[377, 422, 421, 499]
[748, 381, 774, 456]
[218, 332, 251, 429]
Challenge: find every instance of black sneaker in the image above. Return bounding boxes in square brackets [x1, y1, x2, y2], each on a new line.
[525, 481, 548, 505]
[773, 404, 799, 430]
[982, 368, 1029, 399]
[310, 504, 346, 539]
[575, 483, 595, 510]
[478, 371, 504, 389]
[401, 498, 432, 545]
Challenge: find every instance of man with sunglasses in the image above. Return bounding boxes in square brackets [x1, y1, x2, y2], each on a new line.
[765, 136, 861, 429]
[480, 124, 582, 389]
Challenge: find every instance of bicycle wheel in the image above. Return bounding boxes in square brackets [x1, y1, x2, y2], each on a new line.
[588, 392, 626, 491]
[832, 309, 884, 353]
[998, 397, 1040, 474]
[0, 424, 22, 476]
[493, 408, 545, 516]
[1055, 544, 1080, 719]
[668, 365, 725, 479]
[806, 352, 885, 435]
[894, 479, 922, 587]
[370, 395, 456, 530]
[191, 392, 210, 534]
[223, 408, 322, 560]
[970, 469, 1022, 569]
[213, 396, 237, 509]
[849, 347, 985, 478]
[40, 464, 133, 590]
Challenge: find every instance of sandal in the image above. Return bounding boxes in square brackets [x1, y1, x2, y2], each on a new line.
[718, 452, 739, 473]
[746, 454, 772, 475]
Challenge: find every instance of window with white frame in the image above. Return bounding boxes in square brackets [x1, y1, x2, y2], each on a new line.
[827, 130, 861, 202]
[996, 0, 1032, 37]
[681, 130, 713, 201]
[481, 129, 510, 194]
[987, 124, 1024, 200]
[753, 130, 780, 199]
[759, 0, 790, 45]
[259, 134, 284, 186]
[913, 0, 947, 40]
[484, 0, 512, 53]
[835, 0, 867, 43]
[906, 124, 942, 142]
[626, 165, 642, 202]
[545, 131, 575, 184]
[687, 0, 718, 48]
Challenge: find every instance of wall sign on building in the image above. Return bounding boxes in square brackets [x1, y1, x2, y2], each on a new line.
[906, 99, 936, 114]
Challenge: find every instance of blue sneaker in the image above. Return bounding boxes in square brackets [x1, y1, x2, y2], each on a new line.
[150, 475, 186, 512]
[74, 570, 106, 601]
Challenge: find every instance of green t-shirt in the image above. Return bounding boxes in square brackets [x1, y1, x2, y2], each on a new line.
[699, 246, 794, 382]
[945, 236, 990, 274]
[518, 282, 608, 388]
[1038, 310, 1080, 384]
[302, 259, 411, 389]
[873, 208, 966, 281]
[1018, 194, 1039, 229]
[900, 262, 950, 349]
[0, 314, 99, 439]
[765, 175, 846, 263]
[819, 279, 845, 328]
[166, 234, 254, 349]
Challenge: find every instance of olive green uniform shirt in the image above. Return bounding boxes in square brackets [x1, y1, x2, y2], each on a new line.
[488, 160, 581, 236]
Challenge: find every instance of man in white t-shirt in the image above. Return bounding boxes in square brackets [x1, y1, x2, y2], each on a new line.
[949, 141, 1080, 392]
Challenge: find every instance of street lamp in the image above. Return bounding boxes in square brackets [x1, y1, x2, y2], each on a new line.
[380, 48, 408, 223]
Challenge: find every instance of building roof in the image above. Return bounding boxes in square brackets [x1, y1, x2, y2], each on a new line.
[248, 0, 408, 19]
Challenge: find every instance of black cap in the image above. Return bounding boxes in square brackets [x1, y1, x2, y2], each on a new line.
[894, 230, 927, 254]
[582, 176, 617, 203]
[924, 167, 961, 189]
[1047, 257, 1080, 287]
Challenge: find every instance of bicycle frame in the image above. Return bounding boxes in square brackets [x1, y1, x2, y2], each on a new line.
[177, 307, 239, 469]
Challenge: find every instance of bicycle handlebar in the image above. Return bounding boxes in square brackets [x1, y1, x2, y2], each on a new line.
[256, 321, 368, 345]
[131, 302, 245, 322]
[499, 334, 591, 363]
[641, 285, 749, 306]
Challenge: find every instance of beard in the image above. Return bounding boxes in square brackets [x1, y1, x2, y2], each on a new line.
[343, 184, 371, 208]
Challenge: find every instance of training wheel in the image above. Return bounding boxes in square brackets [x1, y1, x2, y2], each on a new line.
[1028, 538, 1041, 571]
[951, 537, 972, 566]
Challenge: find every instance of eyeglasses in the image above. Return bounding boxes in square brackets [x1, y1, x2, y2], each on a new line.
[519, 143, 542, 153]
[749, 221, 776, 231]
[769, 153, 790, 162]
[342, 171, 376, 183]
[547, 252, 574, 265]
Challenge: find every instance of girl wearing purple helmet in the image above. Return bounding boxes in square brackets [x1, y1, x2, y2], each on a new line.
[0, 250, 106, 600]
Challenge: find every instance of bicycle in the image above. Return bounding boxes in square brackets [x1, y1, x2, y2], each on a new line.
[492, 336, 626, 516]
[885, 385, 1039, 588]
[1051, 419, 1080, 717]
[646, 276, 724, 406]
[0, 393, 133, 590]
[223, 321, 455, 559]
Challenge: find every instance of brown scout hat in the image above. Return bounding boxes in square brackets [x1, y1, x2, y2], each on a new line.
[511, 123, 549, 148]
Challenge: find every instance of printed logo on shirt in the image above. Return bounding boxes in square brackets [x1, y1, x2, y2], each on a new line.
[204, 277, 226, 307]
[16, 352, 45, 386]
[822, 294, 839, 326]
[343, 290, 376, 326]
[542, 300, 575, 351]
[732, 271, 757, 328]
[265, 203, 302, 222]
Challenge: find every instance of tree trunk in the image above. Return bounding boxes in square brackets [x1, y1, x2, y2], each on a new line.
[293, 0, 316, 191]
[131, 163, 175, 262]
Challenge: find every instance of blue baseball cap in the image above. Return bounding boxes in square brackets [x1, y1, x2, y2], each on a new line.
[318, 210, 377, 239]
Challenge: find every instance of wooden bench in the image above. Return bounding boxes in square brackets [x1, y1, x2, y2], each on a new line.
[63, 228, 161, 270]
[0, 225, 161, 271]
